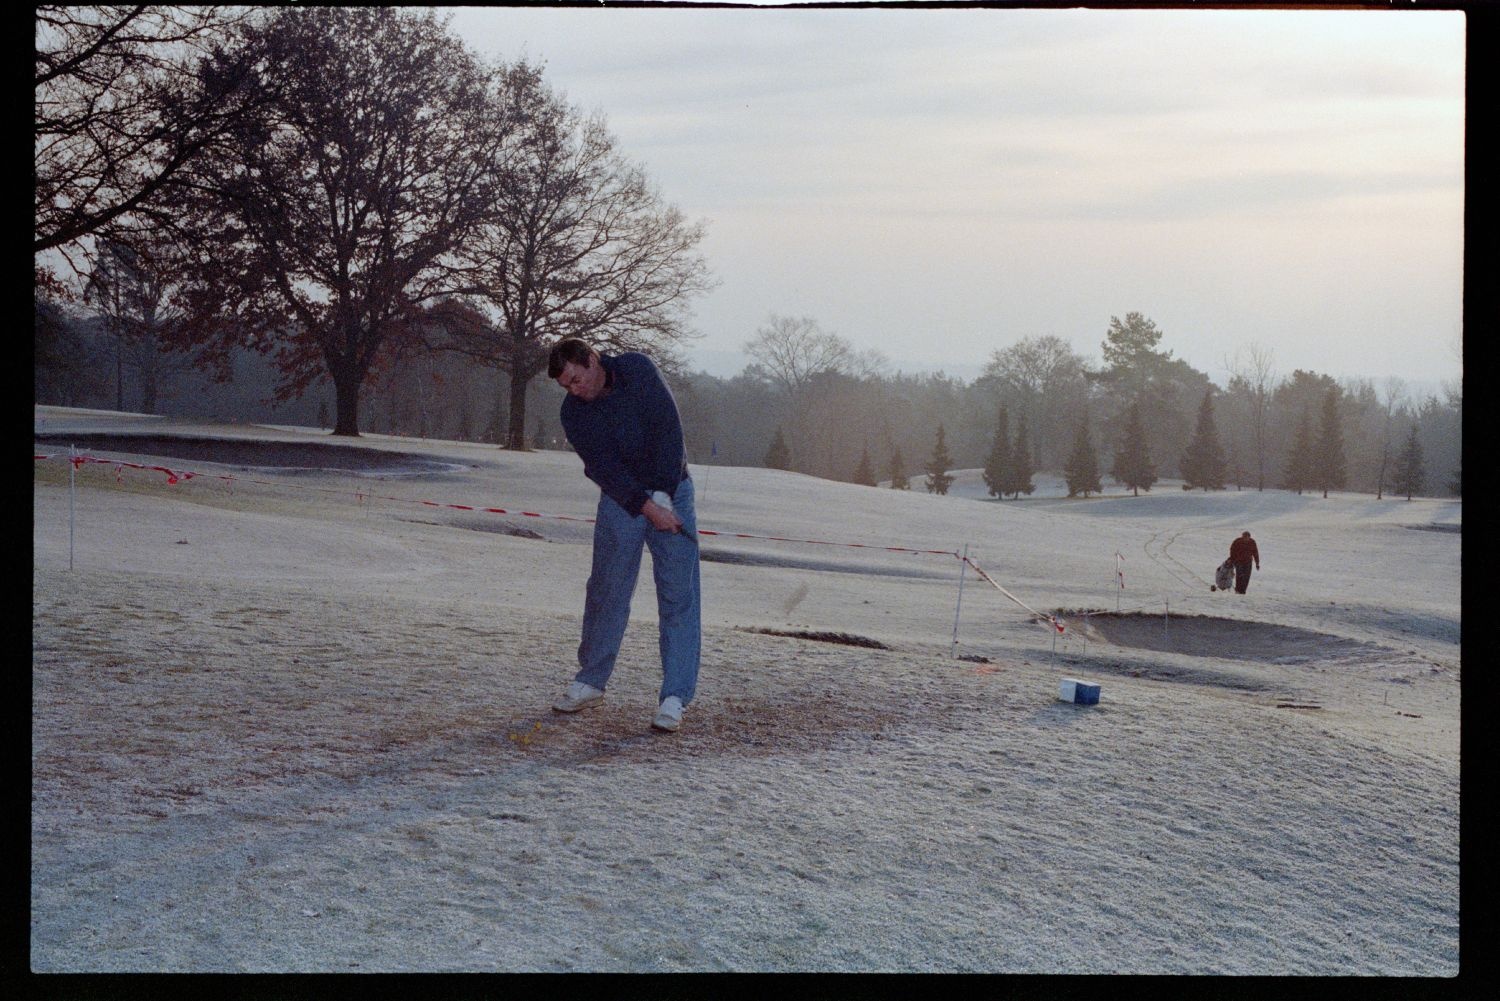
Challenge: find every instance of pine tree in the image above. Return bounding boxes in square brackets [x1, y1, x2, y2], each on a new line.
[924, 423, 954, 495]
[853, 444, 876, 486]
[1008, 415, 1035, 498]
[764, 426, 791, 470]
[1313, 386, 1347, 498]
[982, 404, 1010, 499]
[889, 444, 909, 489]
[1393, 423, 1425, 500]
[1063, 417, 1103, 497]
[1180, 389, 1227, 491]
[1111, 400, 1156, 497]
[1283, 409, 1315, 494]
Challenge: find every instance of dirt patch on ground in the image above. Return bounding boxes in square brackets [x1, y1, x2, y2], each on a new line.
[738, 627, 892, 650]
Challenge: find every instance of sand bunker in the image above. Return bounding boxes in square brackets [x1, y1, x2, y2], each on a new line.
[34, 432, 465, 475]
[1070, 611, 1382, 663]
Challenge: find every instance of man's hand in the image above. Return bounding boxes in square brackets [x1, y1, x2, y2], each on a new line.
[642, 498, 683, 533]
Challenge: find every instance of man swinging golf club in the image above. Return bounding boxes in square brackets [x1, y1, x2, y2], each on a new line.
[547, 338, 700, 732]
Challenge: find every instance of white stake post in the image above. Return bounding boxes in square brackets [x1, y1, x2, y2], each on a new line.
[68, 444, 76, 571]
[951, 544, 968, 658]
[1116, 552, 1124, 611]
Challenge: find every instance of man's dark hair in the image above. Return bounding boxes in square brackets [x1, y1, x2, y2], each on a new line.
[548, 338, 596, 378]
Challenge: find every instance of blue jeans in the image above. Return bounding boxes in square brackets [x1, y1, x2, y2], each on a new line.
[575, 478, 700, 704]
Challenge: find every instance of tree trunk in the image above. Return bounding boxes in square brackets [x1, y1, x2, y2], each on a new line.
[505, 363, 530, 451]
[139, 335, 159, 415]
[333, 369, 362, 436]
[115, 328, 125, 411]
[1376, 439, 1390, 500]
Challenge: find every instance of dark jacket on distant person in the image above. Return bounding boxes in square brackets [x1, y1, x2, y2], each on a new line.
[1230, 535, 1260, 567]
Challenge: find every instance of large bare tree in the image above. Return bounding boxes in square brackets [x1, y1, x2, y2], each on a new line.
[34, 6, 266, 270]
[437, 63, 715, 450]
[165, 7, 515, 435]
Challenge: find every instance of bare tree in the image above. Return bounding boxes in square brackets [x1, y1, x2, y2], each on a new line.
[165, 7, 513, 436]
[980, 335, 1089, 470]
[434, 63, 714, 450]
[741, 314, 895, 477]
[743, 314, 861, 397]
[1373, 376, 1409, 499]
[34, 6, 267, 270]
[82, 236, 193, 413]
[1225, 342, 1278, 490]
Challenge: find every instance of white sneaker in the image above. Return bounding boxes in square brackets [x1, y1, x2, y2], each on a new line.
[651, 696, 684, 732]
[552, 681, 605, 713]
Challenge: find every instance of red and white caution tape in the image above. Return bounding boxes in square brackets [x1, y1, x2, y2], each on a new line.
[962, 555, 1065, 634]
[37, 450, 1060, 632]
[50, 452, 199, 484]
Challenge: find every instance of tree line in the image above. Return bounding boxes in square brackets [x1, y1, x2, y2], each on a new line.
[685, 311, 1459, 501]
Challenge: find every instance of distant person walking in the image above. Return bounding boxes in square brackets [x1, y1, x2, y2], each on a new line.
[546, 338, 700, 733]
[1229, 530, 1261, 594]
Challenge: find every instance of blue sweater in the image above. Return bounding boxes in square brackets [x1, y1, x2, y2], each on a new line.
[559, 352, 689, 517]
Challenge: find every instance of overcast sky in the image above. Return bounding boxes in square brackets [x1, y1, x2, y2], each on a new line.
[443, 4, 1465, 387]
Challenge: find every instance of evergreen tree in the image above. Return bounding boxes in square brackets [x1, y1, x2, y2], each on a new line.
[1180, 389, 1227, 490]
[1313, 386, 1347, 498]
[1393, 423, 1425, 500]
[1063, 417, 1103, 497]
[1111, 400, 1156, 496]
[764, 426, 791, 470]
[1008, 415, 1035, 498]
[1283, 408, 1315, 494]
[982, 404, 1010, 499]
[853, 444, 876, 486]
[889, 444, 909, 489]
[924, 423, 954, 495]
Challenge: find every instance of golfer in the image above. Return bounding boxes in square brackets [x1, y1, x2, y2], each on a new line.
[1229, 530, 1262, 594]
[547, 338, 701, 732]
